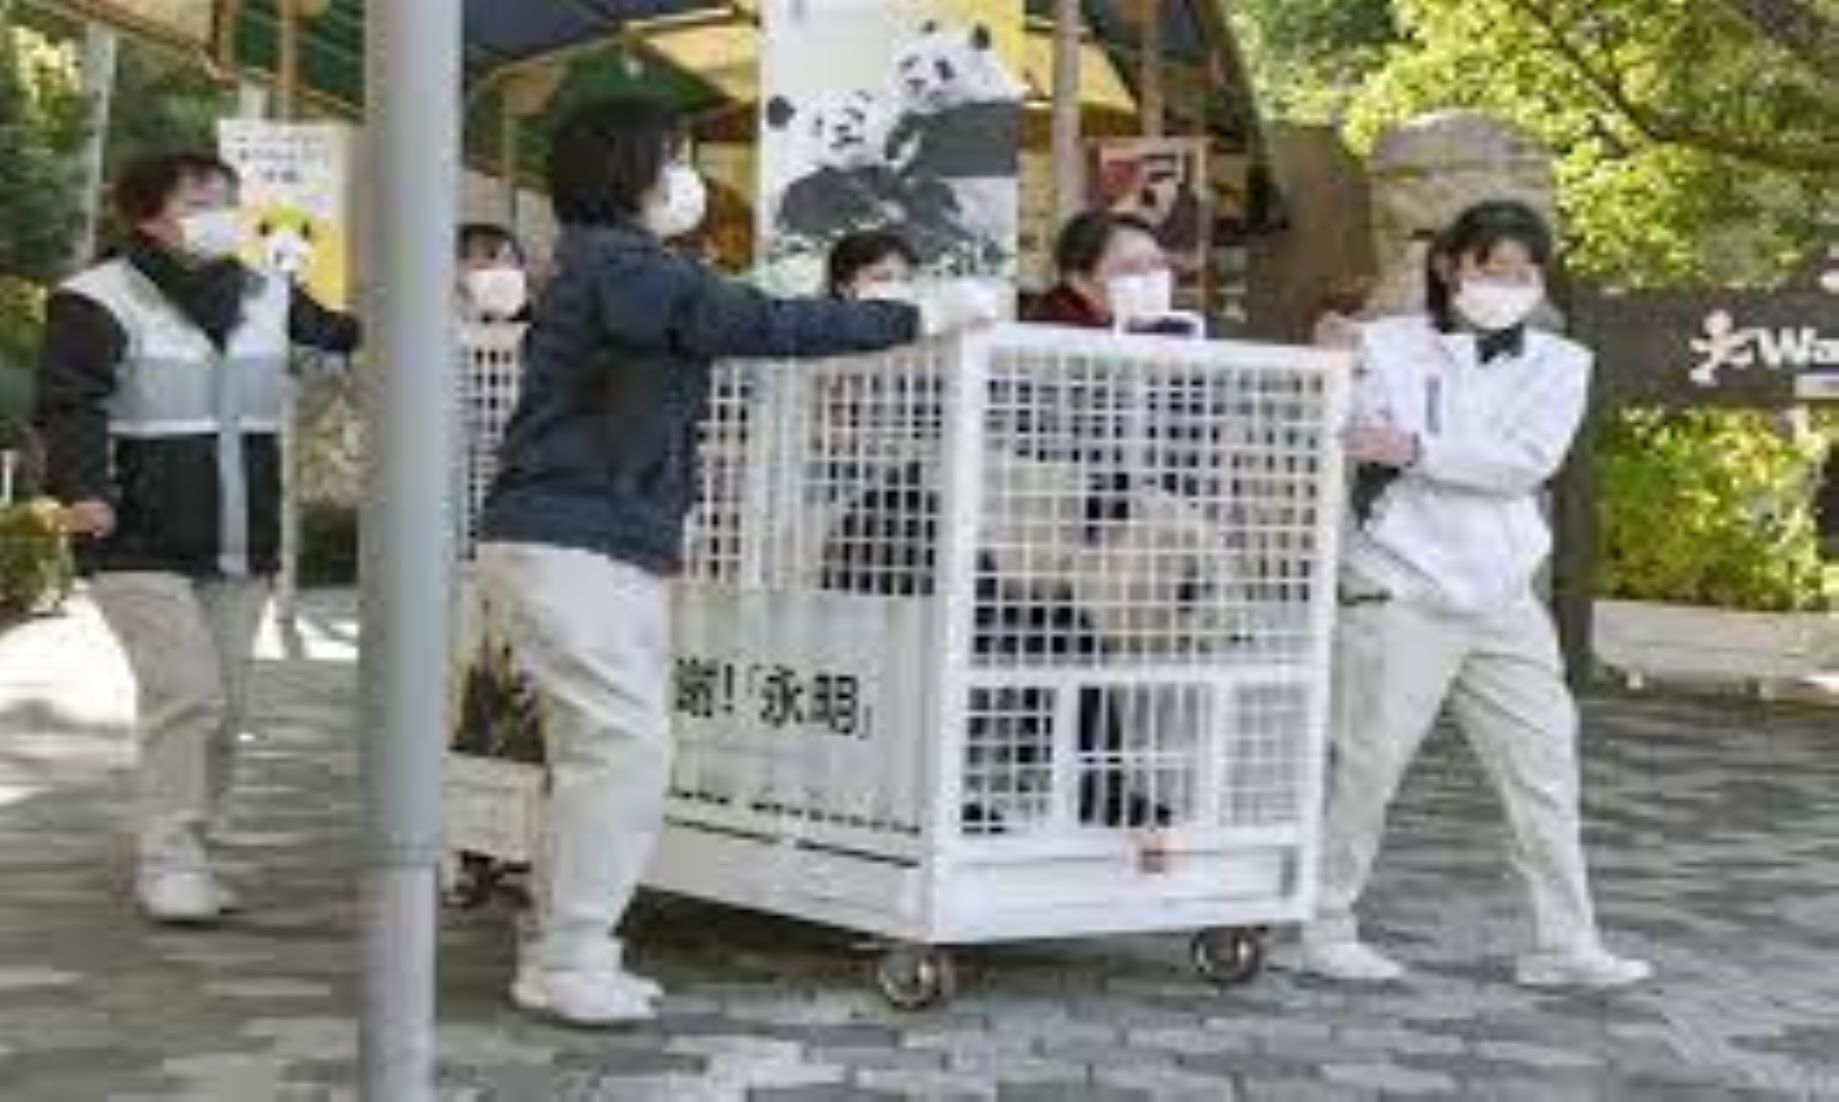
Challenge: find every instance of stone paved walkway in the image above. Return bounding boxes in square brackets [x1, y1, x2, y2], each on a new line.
[2, 592, 1838, 1100]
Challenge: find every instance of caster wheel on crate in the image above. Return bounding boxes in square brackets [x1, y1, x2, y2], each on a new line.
[1191, 926, 1266, 987]
[442, 853, 502, 910]
[873, 944, 958, 1010]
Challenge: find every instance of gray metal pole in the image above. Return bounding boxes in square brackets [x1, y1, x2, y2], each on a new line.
[358, 2, 461, 1098]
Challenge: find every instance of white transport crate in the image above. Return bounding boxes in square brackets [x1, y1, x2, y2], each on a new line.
[445, 323, 1349, 1005]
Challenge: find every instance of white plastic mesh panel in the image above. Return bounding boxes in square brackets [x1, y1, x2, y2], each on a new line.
[456, 323, 526, 559]
[671, 329, 1344, 845]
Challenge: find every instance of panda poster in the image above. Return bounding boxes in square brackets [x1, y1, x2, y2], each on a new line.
[758, 0, 1025, 295]
[216, 120, 353, 310]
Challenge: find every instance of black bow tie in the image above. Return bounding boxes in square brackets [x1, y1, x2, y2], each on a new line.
[1477, 326, 1526, 364]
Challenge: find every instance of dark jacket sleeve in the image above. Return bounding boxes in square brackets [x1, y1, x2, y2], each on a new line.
[598, 252, 921, 362]
[288, 286, 362, 354]
[33, 291, 125, 504]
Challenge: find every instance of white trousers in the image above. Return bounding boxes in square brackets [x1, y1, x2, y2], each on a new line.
[1308, 593, 1602, 955]
[476, 543, 672, 970]
[91, 572, 269, 871]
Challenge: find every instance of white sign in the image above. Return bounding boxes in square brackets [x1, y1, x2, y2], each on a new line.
[217, 120, 353, 308]
[1688, 309, 1839, 388]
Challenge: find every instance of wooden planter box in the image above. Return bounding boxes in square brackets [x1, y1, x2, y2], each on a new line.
[1594, 599, 1839, 689]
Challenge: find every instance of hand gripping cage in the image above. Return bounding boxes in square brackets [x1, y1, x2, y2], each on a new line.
[446, 323, 1349, 1006]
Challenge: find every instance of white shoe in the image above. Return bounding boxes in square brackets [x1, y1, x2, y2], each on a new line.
[514, 913, 662, 1000]
[511, 965, 658, 1027]
[1516, 947, 1653, 990]
[1297, 939, 1407, 983]
[138, 869, 225, 925]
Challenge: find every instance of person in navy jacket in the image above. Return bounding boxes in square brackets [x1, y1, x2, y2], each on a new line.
[477, 96, 925, 1027]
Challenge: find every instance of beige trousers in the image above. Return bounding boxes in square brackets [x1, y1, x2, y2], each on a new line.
[91, 572, 269, 871]
[1308, 594, 1603, 955]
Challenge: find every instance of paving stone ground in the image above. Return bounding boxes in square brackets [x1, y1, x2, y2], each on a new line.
[2, 591, 1838, 1100]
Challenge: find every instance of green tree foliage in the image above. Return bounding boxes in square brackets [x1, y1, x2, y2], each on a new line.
[1232, 0, 1838, 610]
[1228, 0, 1398, 124]
[0, 0, 84, 285]
[0, 1, 84, 432]
[1599, 410, 1834, 610]
[1235, 0, 1836, 286]
[1341, 0, 1835, 286]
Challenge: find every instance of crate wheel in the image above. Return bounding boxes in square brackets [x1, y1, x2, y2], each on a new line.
[1191, 926, 1265, 987]
[873, 945, 957, 1010]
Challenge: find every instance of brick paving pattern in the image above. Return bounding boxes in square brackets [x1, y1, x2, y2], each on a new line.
[2, 594, 1837, 1099]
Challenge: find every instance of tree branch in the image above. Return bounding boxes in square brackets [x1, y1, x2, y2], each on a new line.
[1503, 0, 1839, 174]
[1715, 0, 1839, 78]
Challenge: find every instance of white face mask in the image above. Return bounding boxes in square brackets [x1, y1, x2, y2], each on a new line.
[854, 280, 918, 306]
[1106, 268, 1175, 325]
[1454, 279, 1544, 332]
[643, 163, 708, 240]
[464, 267, 528, 319]
[178, 208, 245, 261]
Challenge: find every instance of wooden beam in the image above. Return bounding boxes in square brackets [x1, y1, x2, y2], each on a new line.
[276, 0, 300, 120]
[1138, 0, 1164, 137]
[1051, 0, 1084, 225]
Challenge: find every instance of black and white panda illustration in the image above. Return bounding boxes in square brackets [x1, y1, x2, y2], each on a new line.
[763, 88, 973, 268]
[764, 90, 907, 243]
[884, 20, 1024, 267]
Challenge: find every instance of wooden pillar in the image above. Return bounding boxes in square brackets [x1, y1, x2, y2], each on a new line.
[277, 0, 301, 120]
[273, 0, 312, 631]
[1051, 0, 1083, 225]
[1138, 0, 1164, 138]
[70, 21, 119, 270]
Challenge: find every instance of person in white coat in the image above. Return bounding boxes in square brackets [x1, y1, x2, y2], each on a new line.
[1299, 200, 1652, 989]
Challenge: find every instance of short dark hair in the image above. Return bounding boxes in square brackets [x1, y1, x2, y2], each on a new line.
[547, 96, 683, 227]
[457, 222, 524, 264]
[1053, 210, 1158, 279]
[1426, 199, 1556, 327]
[825, 229, 919, 297]
[113, 152, 240, 225]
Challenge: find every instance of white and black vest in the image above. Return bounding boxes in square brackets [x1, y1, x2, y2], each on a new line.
[63, 259, 291, 576]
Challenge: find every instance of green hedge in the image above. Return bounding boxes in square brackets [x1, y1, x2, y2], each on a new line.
[1598, 409, 1835, 612]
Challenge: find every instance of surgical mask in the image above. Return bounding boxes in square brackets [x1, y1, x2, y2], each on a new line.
[178, 209, 245, 260]
[1106, 268, 1175, 325]
[855, 280, 918, 306]
[1454, 279, 1544, 332]
[643, 163, 708, 240]
[464, 267, 528, 319]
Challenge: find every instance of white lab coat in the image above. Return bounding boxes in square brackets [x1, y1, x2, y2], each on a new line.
[1308, 313, 1611, 960]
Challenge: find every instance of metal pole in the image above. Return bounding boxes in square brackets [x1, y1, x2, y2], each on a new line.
[70, 21, 117, 271]
[1051, 0, 1084, 224]
[358, 1, 460, 1098]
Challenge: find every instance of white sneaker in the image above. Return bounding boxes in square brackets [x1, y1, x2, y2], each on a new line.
[138, 869, 224, 925]
[511, 965, 658, 1027]
[1516, 948, 1653, 990]
[1297, 939, 1407, 983]
[513, 913, 662, 1001]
